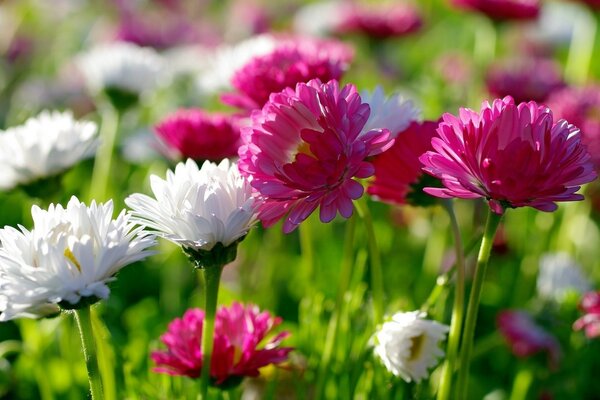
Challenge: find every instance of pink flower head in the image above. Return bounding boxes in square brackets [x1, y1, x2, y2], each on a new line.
[497, 310, 561, 368]
[573, 0, 600, 9]
[486, 58, 565, 104]
[573, 291, 600, 339]
[222, 37, 353, 112]
[116, 15, 199, 49]
[336, 3, 422, 39]
[451, 0, 540, 21]
[151, 303, 292, 385]
[368, 121, 440, 206]
[419, 97, 597, 214]
[239, 79, 393, 233]
[546, 85, 600, 172]
[154, 109, 241, 161]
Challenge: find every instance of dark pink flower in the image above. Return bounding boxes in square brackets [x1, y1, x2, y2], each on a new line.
[222, 37, 353, 112]
[238, 79, 393, 233]
[151, 303, 292, 385]
[486, 58, 565, 104]
[368, 121, 440, 206]
[115, 15, 200, 49]
[497, 310, 561, 368]
[573, 291, 600, 339]
[336, 3, 422, 39]
[572, 0, 600, 9]
[451, 0, 540, 21]
[546, 85, 600, 172]
[420, 96, 597, 214]
[154, 109, 241, 161]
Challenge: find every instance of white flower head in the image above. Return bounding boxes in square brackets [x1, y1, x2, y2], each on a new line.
[125, 159, 259, 252]
[0, 110, 98, 191]
[0, 196, 156, 321]
[75, 42, 166, 95]
[361, 86, 420, 138]
[372, 311, 449, 383]
[293, 1, 347, 37]
[537, 252, 591, 303]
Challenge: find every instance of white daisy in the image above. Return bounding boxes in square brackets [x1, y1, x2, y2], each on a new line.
[361, 86, 420, 138]
[125, 159, 259, 252]
[0, 110, 98, 191]
[537, 252, 591, 303]
[293, 1, 347, 37]
[373, 311, 449, 383]
[0, 196, 156, 321]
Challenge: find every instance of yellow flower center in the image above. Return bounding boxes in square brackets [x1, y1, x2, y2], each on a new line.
[64, 248, 82, 272]
[408, 334, 426, 362]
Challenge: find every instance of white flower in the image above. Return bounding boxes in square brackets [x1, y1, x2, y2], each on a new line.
[125, 159, 259, 251]
[0, 197, 156, 321]
[293, 1, 347, 37]
[537, 252, 591, 302]
[372, 311, 449, 382]
[360, 86, 420, 138]
[0, 110, 98, 190]
[75, 42, 166, 95]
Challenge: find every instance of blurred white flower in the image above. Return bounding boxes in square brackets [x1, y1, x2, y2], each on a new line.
[293, 1, 347, 37]
[0, 110, 98, 191]
[360, 86, 420, 137]
[0, 197, 156, 320]
[373, 311, 449, 382]
[75, 42, 166, 95]
[537, 252, 591, 302]
[125, 159, 259, 252]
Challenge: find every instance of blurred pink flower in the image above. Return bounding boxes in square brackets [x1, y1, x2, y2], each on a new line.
[497, 310, 561, 368]
[239, 79, 392, 233]
[222, 37, 353, 112]
[154, 109, 241, 161]
[451, 0, 540, 21]
[115, 15, 200, 49]
[546, 85, 600, 172]
[486, 58, 565, 104]
[573, 0, 600, 9]
[368, 121, 440, 206]
[420, 97, 597, 214]
[336, 3, 422, 39]
[573, 291, 600, 339]
[152, 303, 292, 385]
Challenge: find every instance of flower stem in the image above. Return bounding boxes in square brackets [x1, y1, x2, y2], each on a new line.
[437, 200, 466, 400]
[74, 306, 104, 400]
[199, 265, 224, 400]
[565, 8, 597, 85]
[89, 104, 119, 201]
[456, 209, 502, 399]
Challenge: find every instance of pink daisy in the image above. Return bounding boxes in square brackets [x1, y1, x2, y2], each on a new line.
[151, 303, 292, 385]
[239, 79, 393, 233]
[451, 0, 540, 21]
[573, 291, 600, 339]
[336, 3, 422, 39]
[420, 97, 597, 214]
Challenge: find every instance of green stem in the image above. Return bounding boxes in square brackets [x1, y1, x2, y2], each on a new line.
[508, 366, 534, 400]
[74, 307, 104, 400]
[437, 200, 466, 400]
[199, 265, 224, 400]
[565, 8, 597, 85]
[456, 209, 502, 399]
[299, 221, 315, 283]
[89, 104, 119, 201]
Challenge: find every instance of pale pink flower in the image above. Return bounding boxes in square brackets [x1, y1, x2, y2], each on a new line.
[419, 97, 597, 214]
[451, 0, 541, 21]
[573, 291, 600, 339]
[151, 303, 292, 385]
[239, 79, 393, 233]
[336, 3, 422, 39]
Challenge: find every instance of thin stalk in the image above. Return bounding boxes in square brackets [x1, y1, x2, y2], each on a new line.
[74, 306, 104, 400]
[437, 200, 466, 400]
[199, 265, 224, 400]
[508, 366, 534, 400]
[565, 8, 597, 85]
[89, 104, 119, 201]
[299, 221, 315, 283]
[456, 209, 503, 399]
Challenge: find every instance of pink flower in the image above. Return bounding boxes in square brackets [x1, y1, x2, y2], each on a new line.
[154, 109, 241, 161]
[573, 0, 600, 9]
[368, 121, 440, 206]
[115, 15, 200, 50]
[336, 3, 422, 39]
[573, 291, 600, 339]
[239, 79, 393, 233]
[222, 37, 353, 112]
[546, 85, 600, 172]
[451, 0, 540, 21]
[497, 310, 561, 368]
[419, 97, 597, 214]
[486, 58, 565, 104]
[151, 303, 292, 385]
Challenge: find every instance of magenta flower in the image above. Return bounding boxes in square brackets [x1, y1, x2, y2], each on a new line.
[152, 303, 292, 385]
[368, 121, 440, 206]
[115, 15, 200, 50]
[573, 291, 600, 339]
[486, 58, 565, 104]
[573, 0, 600, 9]
[239, 79, 393, 233]
[336, 3, 422, 39]
[451, 0, 540, 21]
[497, 310, 561, 368]
[222, 37, 353, 112]
[419, 97, 597, 214]
[154, 109, 241, 162]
